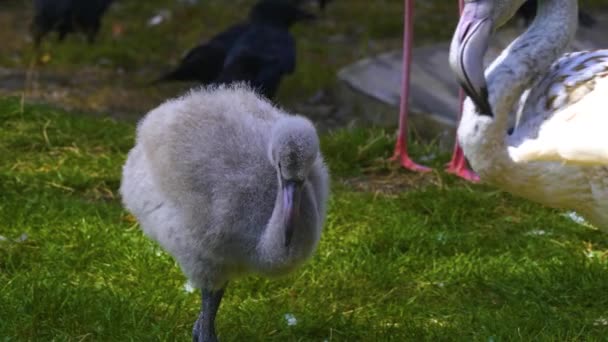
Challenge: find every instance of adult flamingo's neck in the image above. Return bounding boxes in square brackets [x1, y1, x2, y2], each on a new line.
[458, 0, 578, 180]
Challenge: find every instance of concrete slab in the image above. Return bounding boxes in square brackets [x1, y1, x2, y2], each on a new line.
[337, 14, 608, 146]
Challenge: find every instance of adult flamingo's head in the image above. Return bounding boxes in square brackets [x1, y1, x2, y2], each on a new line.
[449, 0, 525, 116]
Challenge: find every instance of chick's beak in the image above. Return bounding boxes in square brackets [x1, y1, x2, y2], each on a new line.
[282, 180, 303, 247]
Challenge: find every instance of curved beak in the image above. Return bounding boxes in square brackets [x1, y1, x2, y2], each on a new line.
[449, 0, 494, 116]
[282, 180, 303, 247]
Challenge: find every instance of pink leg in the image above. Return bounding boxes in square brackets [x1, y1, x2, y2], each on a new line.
[444, 0, 480, 182]
[445, 90, 480, 182]
[390, 0, 432, 173]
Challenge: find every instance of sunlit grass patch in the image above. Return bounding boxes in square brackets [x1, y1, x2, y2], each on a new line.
[2, 97, 608, 340]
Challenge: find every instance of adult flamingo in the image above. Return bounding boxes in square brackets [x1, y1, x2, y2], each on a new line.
[449, 0, 608, 228]
[392, 0, 480, 182]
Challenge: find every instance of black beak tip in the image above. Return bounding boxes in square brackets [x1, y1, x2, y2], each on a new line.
[467, 87, 493, 116]
[476, 86, 493, 116]
[460, 82, 493, 116]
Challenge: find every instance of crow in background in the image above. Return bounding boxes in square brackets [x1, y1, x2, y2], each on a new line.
[318, 0, 330, 10]
[516, 0, 596, 28]
[296, 0, 332, 10]
[31, 0, 114, 46]
[155, 24, 248, 85]
[156, 0, 315, 99]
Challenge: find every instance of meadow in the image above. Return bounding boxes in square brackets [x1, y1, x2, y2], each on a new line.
[2, 97, 608, 340]
[2, 0, 608, 340]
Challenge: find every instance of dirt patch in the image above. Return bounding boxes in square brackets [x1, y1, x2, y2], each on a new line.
[340, 158, 445, 196]
[341, 172, 438, 196]
[0, 64, 188, 122]
[0, 64, 351, 131]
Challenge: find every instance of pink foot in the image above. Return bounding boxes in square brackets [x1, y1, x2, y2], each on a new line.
[391, 148, 432, 173]
[445, 163, 480, 182]
[445, 144, 480, 182]
[448, 84, 479, 183]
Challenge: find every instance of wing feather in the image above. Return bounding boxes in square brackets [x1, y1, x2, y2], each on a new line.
[508, 50, 608, 165]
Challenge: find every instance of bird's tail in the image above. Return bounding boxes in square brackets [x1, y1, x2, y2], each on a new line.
[148, 68, 194, 85]
[148, 72, 175, 85]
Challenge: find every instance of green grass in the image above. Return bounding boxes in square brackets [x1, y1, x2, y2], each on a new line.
[3, 1, 608, 339]
[3, 97, 608, 341]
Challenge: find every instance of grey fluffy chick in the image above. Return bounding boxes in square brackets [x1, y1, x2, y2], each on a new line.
[120, 84, 329, 342]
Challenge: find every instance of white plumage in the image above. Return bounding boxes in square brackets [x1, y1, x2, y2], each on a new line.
[509, 51, 608, 166]
[449, 0, 608, 229]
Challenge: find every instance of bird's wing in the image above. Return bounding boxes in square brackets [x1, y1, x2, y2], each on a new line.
[157, 24, 248, 83]
[218, 25, 296, 98]
[223, 25, 296, 74]
[182, 23, 249, 70]
[508, 50, 608, 165]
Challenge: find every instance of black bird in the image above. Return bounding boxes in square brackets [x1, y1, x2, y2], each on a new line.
[157, 0, 315, 99]
[155, 24, 248, 85]
[318, 0, 330, 10]
[516, 0, 596, 28]
[294, 0, 332, 10]
[31, 0, 114, 46]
